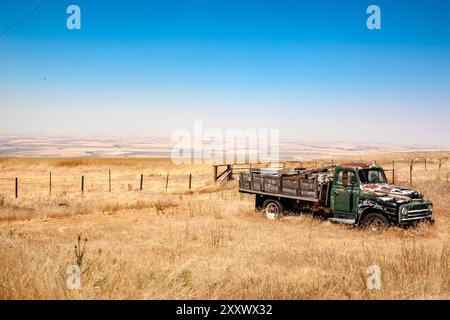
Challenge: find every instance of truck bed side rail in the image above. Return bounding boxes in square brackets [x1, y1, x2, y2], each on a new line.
[239, 171, 322, 202]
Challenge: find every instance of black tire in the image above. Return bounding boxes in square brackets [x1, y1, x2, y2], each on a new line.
[262, 200, 284, 220]
[362, 213, 389, 231]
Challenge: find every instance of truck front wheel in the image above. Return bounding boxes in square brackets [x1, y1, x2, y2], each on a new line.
[263, 200, 284, 220]
[362, 213, 389, 231]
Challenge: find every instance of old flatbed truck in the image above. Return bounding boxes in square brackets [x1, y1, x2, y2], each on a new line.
[239, 163, 433, 229]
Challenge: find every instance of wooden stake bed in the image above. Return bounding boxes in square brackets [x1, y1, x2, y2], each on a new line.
[239, 169, 323, 202]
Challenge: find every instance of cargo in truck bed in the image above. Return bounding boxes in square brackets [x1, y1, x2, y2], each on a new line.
[239, 167, 332, 202]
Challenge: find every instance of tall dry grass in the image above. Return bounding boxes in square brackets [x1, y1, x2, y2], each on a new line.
[0, 153, 449, 299]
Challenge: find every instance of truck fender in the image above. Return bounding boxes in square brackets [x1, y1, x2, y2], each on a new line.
[356, 200, 388, 224]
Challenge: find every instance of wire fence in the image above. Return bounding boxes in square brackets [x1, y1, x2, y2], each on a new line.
[0, 158, 448, 199]
[0, 170, 200, 199]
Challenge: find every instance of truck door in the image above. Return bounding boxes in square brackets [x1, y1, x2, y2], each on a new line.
[332, 170, 358, 216]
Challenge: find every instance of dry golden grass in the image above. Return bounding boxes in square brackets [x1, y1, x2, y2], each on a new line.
[0, 153, 449, 299]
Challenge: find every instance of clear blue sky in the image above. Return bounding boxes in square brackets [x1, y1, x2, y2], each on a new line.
[0, 0, 449, 145]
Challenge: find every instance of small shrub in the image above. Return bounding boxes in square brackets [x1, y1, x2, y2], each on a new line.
[74, 234, 88, 269]
[102, 203, 121, 214]
[154, 200, 166, 214]
[152, 200, 178, 214]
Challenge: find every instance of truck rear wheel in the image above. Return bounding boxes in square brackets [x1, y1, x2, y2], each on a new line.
[262, 200, 284, 220]
[362, 213, 389, 231]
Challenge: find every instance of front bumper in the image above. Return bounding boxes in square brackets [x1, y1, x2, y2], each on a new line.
[398, 200, 433, 223]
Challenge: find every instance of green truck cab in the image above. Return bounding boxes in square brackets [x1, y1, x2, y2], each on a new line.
[328, 163, 433, 228]
[239, 163, 433, 229]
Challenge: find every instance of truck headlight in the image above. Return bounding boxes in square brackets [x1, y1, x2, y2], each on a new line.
[401, 207, 408, 216]
[428, 204, 433, 212]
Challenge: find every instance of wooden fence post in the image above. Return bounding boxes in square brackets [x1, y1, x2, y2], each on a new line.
[189, 174, 192, 189]
[165, 174, 169, 190]
[213, 166, 218, 182]
[15, 177, 18, 198]
[409, 160, 413, 186]
[439, 159, 442, 170]
[140, 174, 143, 191]
[49, 171, 52, 195]
[391, 161, 395, 184]
[81, 176, 84, 194]
[424, 159, 427, 171]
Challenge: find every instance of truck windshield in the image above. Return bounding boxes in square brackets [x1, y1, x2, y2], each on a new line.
[358, 169, 387, 184]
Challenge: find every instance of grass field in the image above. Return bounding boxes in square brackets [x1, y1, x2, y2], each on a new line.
[0, 152, 449, 299]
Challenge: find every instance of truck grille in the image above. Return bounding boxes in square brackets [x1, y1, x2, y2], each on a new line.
[408, 203, 429, 212]
[401, 201, 432, 222]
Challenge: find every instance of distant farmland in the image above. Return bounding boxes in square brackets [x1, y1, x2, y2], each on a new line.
[1, 135, 448, 159]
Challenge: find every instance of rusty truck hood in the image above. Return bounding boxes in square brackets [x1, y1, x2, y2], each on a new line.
[361, 183, 422, 201]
